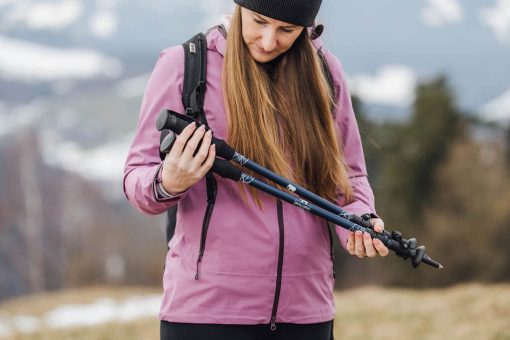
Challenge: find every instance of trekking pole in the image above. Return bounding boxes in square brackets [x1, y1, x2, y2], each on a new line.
[157, 110, 443, 269]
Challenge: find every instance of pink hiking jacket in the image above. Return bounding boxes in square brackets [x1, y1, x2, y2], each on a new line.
[123, 22, 376, 325]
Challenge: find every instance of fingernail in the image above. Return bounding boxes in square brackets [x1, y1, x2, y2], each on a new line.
[356, 231, 362, 236]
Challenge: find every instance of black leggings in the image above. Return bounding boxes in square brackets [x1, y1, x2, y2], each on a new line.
[160, 320, 334, 340]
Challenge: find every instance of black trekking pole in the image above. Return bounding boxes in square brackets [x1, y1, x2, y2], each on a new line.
[157, 110, 443, 269]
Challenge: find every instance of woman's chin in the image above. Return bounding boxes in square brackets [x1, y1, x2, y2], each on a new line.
[250, 50, 279, 63]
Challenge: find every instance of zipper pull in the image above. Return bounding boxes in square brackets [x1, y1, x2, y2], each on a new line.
[195, 257, 202, 280]
[270, 316, 277, 331]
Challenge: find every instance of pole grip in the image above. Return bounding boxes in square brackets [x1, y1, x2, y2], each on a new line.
[160, 131, 176, 154]
[156, 110, 235, 160]
[363, 229, 402, 252]
[349, 214, 393, 239]
[212, 158, 242, 181]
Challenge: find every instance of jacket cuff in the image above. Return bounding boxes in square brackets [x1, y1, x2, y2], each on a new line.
[152, 163, 187, 201]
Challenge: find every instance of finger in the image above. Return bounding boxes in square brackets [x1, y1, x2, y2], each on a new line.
[370, 218, 385, 233]
[181, 124, 207, 160]
[354, 231, 365, 258]
[373, 239, 390, 257]
[192, 130, 213, 166]
[363, 233, 377, 257]
[168, 122, 197, 157]
[197, 144, 216, 176]
[346, 232, 355, 255]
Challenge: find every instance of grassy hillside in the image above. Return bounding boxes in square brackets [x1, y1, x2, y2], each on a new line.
[1, 284, 509, 339]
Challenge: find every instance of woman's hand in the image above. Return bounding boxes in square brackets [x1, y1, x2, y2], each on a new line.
[346, 218, 390, 258]
[161, 122, 216, 195]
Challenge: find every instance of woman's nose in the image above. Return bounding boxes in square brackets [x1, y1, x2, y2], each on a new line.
[260, 30, 277, 52]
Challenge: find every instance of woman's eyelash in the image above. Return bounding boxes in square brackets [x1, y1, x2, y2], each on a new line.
[254, 19, 293, 32]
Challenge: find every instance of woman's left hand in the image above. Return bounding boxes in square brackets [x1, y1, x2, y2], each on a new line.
[346, 218, 390, 258]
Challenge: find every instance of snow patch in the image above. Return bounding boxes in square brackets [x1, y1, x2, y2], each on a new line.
[40, 131, 133, 182]
[0, 35, 123, 82]
[0, 294, 161, 335]
[481, 87, 510, 125]
[44, 295, 161, 328]
[116, 73, 151, 99]
[89, 10, 118, 39]
[0, 101, 44, 137]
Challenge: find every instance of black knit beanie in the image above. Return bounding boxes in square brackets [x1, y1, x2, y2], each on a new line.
[234, 0, 322, 27]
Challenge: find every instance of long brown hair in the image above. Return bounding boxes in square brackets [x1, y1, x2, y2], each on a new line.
[222, 6, 353, 206]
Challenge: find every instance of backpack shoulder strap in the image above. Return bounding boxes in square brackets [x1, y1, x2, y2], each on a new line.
[181, 31, 216, 203]
[310, 24, 337, 108]
[163, 32, 214, 247]
[181, 32, 219, 279]
[317, 48, 337, 116]
[182, 32, 207, 120]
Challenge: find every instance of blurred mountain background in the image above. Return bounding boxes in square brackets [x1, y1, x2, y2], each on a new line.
[0, 0, 509, 304]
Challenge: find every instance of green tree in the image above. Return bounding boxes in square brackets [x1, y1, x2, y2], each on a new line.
[375, 76, 463, 227]
[414, 135, 510, 286]
[506, 126, 510, 165]
[351, 95, 383, 181]
[336, 77, 468, 287]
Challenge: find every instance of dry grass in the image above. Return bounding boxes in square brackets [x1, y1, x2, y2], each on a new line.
[1, 284, 509, 339]
[333, 284, 510, 340]
[2, 319, 160, 340]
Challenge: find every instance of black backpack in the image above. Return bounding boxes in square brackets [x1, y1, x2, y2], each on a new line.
[161, 28, 336, 247]
[160, 31, 217, 271]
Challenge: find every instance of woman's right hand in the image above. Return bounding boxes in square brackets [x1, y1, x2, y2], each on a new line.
[161, 122, 216, 195]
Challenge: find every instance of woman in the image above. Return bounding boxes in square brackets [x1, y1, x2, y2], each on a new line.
[124, 1, 389, 339]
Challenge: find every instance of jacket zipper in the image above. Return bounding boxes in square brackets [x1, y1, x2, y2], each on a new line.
[326, 222, 336, 279]
[195, 176, 217, 280]
[195, 201, 215, 280]
[270, 200, 285, 331]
